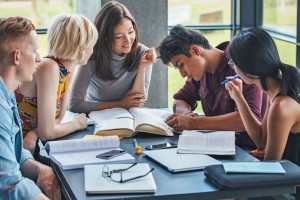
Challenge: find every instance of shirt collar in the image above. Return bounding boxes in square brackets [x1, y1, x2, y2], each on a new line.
[0, 77, 16, 109]
[215, 52, 229, 73]
[214, 41, 230, 73]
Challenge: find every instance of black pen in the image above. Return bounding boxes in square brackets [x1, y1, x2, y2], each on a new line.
[173, 103, 176, 113]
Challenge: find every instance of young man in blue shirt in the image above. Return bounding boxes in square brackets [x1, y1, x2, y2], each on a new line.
[0, 17, 60, 200]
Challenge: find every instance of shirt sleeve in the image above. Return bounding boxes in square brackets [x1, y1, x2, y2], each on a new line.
[20, 148, 34, 165]
[173, 78, 201, 111]
[139, 44, 152, 94]
[240, 83, 264, 122]
[0, 125, 40, 199]
[144, 63, 152, 94]
[69, 61, 99, 113]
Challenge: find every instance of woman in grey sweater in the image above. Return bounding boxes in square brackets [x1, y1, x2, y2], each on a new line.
[69, 1, 156, 113]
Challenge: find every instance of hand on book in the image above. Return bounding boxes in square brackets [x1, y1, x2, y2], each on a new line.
[74, 113, 88, 130]
[165, 113, 194, 131]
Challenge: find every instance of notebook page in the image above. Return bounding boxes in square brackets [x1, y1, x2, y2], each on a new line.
[45, 135, 119, 153]
[89, 108, 133, 123]
[178, 130, 235, 154]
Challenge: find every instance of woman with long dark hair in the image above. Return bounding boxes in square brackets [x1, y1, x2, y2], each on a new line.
[69, 1, 156, 113]
[225, 27, 300, 164]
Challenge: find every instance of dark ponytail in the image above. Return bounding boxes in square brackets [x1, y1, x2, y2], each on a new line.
[276, 63, 300, 103]
[229, 27, 300, 103]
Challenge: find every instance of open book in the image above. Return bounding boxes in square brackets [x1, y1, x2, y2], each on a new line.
[177, 130, 236, 155]
[61, 110, 95, 125]
[45, 136, 135, 170]
[89, 107, 173, 137]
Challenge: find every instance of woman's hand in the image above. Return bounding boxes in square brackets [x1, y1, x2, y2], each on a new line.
[139, 47, 157, 69]
[23, 130, 38, 154]
[74, 113, 88, 130]
[225, 78, 244, 101]
[121, 91, 146, 109]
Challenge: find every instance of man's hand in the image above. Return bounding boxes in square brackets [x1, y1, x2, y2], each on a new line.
[185, 112, 199, 117]
[32, 193, 49, 200]
[166, 113, 194, 131]
[36, 165, 61, 200]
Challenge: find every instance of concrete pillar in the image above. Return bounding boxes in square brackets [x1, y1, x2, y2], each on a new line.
[76, 0, 101, 22]
[77, 0, 168, 108]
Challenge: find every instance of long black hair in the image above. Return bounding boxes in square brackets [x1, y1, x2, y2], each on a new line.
[229, 27, 300, 103]
[92, 1, 142, 81]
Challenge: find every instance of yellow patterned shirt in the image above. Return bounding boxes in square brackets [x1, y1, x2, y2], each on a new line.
[15, 57, 71, 137]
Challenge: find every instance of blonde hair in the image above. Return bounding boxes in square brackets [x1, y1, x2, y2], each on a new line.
[47, 14, 98, 61]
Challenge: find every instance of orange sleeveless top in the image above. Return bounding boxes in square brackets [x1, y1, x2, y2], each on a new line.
[15, 57, 71, 137]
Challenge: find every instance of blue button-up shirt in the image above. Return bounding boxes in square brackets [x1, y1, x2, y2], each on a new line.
[0, 78, 41, 199]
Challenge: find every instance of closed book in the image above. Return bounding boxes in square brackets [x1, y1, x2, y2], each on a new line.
[223, 162, 286, 174]
[84, 163, 156, 194]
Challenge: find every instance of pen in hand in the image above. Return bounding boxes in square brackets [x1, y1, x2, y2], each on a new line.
[172, 103, 176, 113]
[221, 75, 240, 85]
[133, 139, 142, 154]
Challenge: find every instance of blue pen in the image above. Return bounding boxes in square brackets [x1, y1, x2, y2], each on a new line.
[221, 75, 240, 85]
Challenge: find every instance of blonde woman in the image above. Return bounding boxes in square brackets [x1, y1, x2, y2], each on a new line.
[15, 14, 98, 163]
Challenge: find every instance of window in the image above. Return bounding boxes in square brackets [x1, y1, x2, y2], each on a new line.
[168, 0, 231, 26]
[263, 0, 297, 37]
[274, 39, 296, 66]
[0, 0, 76, 29]
[167, 0, 232, 110]
[0, 0, 76, 57]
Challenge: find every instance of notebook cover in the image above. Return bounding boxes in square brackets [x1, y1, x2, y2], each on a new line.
[144, 148, 221, 172]
[204, 160, 300, 190]
[84, 163, 156, 194]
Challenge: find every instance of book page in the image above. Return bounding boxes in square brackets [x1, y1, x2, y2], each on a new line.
[178, 130, 235, 155]
[94, 118, 135, 137]
[61, 110, 95, 125]
[89, 108, 133, 123]
[129, 108, 173, 136]
[45, 135, 119, 153]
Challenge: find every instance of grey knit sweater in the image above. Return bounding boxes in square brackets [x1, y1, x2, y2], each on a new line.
[69, 44, 152, 113]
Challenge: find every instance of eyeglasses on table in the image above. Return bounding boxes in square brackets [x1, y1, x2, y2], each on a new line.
[102, 162, 154, 183]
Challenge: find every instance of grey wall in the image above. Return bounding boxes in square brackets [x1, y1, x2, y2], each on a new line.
[76, 0, 168, 108]
[76, 0, 100, 23]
